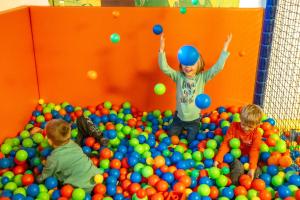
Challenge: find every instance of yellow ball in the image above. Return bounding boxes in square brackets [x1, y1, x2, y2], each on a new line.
[55, 105, 61, 111]
[48, 189, 54, 196]
[38, 99, 45, 105]
[244, 163, 249, 171]
[94, 174, 103, 184]
[202, 117, 210, 123]
[257, 127, 264, 136]
[146, 157, 154, 165]
[143, 112, 148, 116]
[252, 197, 261, 200]
[87, 70, 98, 80]
[185, 188, 193, 196]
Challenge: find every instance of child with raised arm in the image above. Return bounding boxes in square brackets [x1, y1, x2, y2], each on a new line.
[158, 33, 232, 143]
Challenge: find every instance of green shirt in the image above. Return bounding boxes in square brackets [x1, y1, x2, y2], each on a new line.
[41, 140, 100, 193]
[159, 50, 230, 121]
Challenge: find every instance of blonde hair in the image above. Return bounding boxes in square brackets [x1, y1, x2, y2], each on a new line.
[179, 55, 205, 74]
[45, 119, 71, 146]
[240, 104, 263, 126]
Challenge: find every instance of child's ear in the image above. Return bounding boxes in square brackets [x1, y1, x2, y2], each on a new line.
[48, 138, 53, 146]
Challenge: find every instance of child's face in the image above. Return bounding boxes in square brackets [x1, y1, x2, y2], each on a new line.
[182, 61, 199, 78]
[241, 121, 257, 133]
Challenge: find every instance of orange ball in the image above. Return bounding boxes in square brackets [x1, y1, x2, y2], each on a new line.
[279, 156, 293, 168]
[100, 148, 112, 159]
[220, 112, 229, 120]
[267, 155, 279, 165]
[251, 179, 266, 191]
[295, 190, 300, 200]
[259, 189, 272, 200]
[261, 122, 272, 131]
[148, 175, 160, 186]
[234, 186, 247, 196]
[112, 10, 120, 18]
[209, 186, 219, 199]
[129, 183, 141, 194]
[160, 165, 169, 173]
[174, 169, 186, 179]
[60, 184, 74, 198]
[155, 180, 169, 192]
[154, 156, 165, 168]
[150, 193, 164, 200]
[266, 137, 276, 146]
[168, 166, 177, 173]
[179, 175, 191, 187]
[93, 184, 106, 195]
[110, 159, 121, 169]
[145, 187, 157, 197]
[173, 182, 186, 193]
[171, 135, 180, 145]
[137, 189, 147, 198]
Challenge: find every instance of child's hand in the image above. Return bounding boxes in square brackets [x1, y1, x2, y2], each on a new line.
[248, 169, 255, 180]
[223, 33, 232, 52]
[160, 33, 165, 52]
[213, 161, 219, 167]
[30, 127, 42, 134]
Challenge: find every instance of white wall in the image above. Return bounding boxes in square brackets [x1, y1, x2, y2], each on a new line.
[0, 0, 49, 11]
[240, 0, 266, 8]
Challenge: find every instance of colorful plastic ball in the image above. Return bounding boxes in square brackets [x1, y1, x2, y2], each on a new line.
[206, 139, 217, 149]
[247, 189, 258, 199]
[203, 148, 214, 159]
[152, 24, 163, 35]
[267, 165, 278, 176]
[1, 144, 12, 155]
[154, 83, 166, 95]
[221, 167, 230, 175]
[12, 194, 25, 200]
[72, 188, 85, 200]
[191, 0, 199, 5]
[231, 149, 241, 158]
[26, 184, 40, 197]
[22, 174, 34, 186]
[216, 175, 228, 187]
[141, 166, 153, 178]
[229, 138, 240, 149]
[235, 195, 248, 200]
[259, 173, 271, 186]
[197, 184, 210, 196]
[4, 182, 17, 191]
[289, 174, 300, 186]
[224, 153, 234, 163]
[188, 192, 201, 200]
[208, 167, 220, 179]
[178, 45, 199, 66]
[87, 70, 98, 80]
[221, 187, 234, 199]
[130, 172, 142, 183]
[15, 150, 28, 161]
[45, 177, 58, 190]
[271, 175, 284, 187]
[179, 7, 187, 14]
[110, 33, 120, 43]
[162, 172, 175, 184]
[278, 185, 291, 198]
[195, 94, 211, 109]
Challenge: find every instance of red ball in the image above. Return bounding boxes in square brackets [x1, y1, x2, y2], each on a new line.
[155, 180, 168, 192]
[13, 165, 26, 175]
[22, 174, 34, 186]
[100, 148, 112, 159]
[179, 175, 191, 187]
[85, 137, 96, 147]
[90, 157, 99, 166]
[121, 180, 131, 190]
[93, 183, 106, 195]
[259, 189, 272, 200]
[234, 186, 247, 196]
[174, 169, 186, 180]
[75, 110, 83, 117]
[173, 182, 186, 193]
[110, 159, 121, 169]
[44, 113, 53, 121]
[295, 190, 300, 200]
[91, 194, 103, 200]
[209, 186, 219, 199]
[251, 179, 266, 191]
[150, 193, 164, 200]
[121, 158, 130, 168]
[148, 175, 160, 186]
[60, 184, 74, 198]
[93, 143, 101, 151]
[137, 189, 147, 198]
[57, 198, 68, 200]
[129, 183, 141, 194]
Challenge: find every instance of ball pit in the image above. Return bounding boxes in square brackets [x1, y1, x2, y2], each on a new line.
[0, 101, 299, 200]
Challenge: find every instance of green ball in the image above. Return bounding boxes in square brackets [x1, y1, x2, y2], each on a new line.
[16, 150, 28, 161]
[43, 107, 51, 114]
[13, 187, 26, 196]
[260, 143, 269, 152]
[143, 151, 152, 159]
[175, 145, 185, 154]
[47, 103, 56, 109]
[103, 197, 113, 200]
[37, 192, 50, 200]
[142, 144, 150, 152]
[134, 163, 145, 172]
[159, 133, 168, 142]
[218, 197, 230, 200]
[288, 185, 298, 196]
[220, 120, 230, 128]
[39, 184, 48, 193]
[203, 148, 215, 159]
[192, 151, 202, 162]
[4, 182, 17, 191]
[1, 144, 12, 154]
[197, 184, 210, 196]
[32, 133, 44, 144]
[20, 130, 30, 139]
[191, 169, 200, 178]
[135, 144, 145, 154]
[235, 195, 248, 200]
[13, 174, 23, 186]
[129, 138, 139, 146]
[117, 113, 125, 119]
[154, 83, 166, 95]
[164, 110, 173, 117]
[214, 135, 223, 144]
[61, 102, 70, 108]
[208, 167, 220, 179]
[141, 166, 153, 178]
[22, 138, 34, 148]
[231, 149, 241, 158]
[207, 139, 217, 149]
[104, 101, 112, 109]
[221, 167, 230, 175]
[153, 109, 161, 117]
[110, 33, 120, 43]
[71, 129, 78, 138]
[183, 152, 192, 160]
[163, 149, 171, 157]
[3, 171, 14, 180]
[32, 157, 41, 166]
[216, 175, 228, 187]
[72, 188, 85, 200]
[229, 138, 240, 149]
[271, 175, 284, 187]
[247, 189, 258, 199]
[191, 0, 199, 5]
[125, 114, 133, 121]
[36, 115, 45, 123]
[109, 137, 120, 147]
[116, 123, 124, 131]
[123, 101, 131, 109]
[100, 159, 110, 169]
[83, 110, 91, 117]
[276, 140, 287, 153]
[12, 138, 20, 146]
[122, 126, 132, 135]
[179, 7, 187, 14]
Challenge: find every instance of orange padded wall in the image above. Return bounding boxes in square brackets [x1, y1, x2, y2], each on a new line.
[0, 7, 39, 142]
[30, 7, 263, 111]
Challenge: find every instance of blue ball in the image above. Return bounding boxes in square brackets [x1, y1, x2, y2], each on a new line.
[2, 190, 12, 198]
[289, 174, 300, 186]
[240, 155, 249, 164]
[106, 184, 117, 196]
[51, 189, 61, 200]
[12, 194, 25, 200]
[260, 152, 270, 162]
[130, 172, 142, 183]
[106, 176, 118, 185]
[114, 194, 124, 200]
[82, 146, 92, 154]
[45, 177, 58, 190]
[204, 159, 214, 168]
[27, 184, 40, 197]
[222, 187, 234, 199]
[153, 24, 163, 35]
[224, 153, 234, 163]
[162, 172, 175, 184]
[195, 94, 211, 109]
[199, 177, 213, 186]
[0, 158, 11, 169]
[218, 107, 227, 113]
[171, 152, 183, 163]
[259, 173, 271, 186]
[84, 194, 92, 200]
[188, 192, 201, 200]
[178, 45, 199, 66]
[113, 152, 124, 160]
[1, 176, 9, 185]
[109, 169, 120, 178]
[267, 165, 278, 176]
[278, 185, 291, 198]
[107, 130, 117, 139]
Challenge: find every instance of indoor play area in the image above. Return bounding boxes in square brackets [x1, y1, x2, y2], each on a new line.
[0, 0, 300, 200]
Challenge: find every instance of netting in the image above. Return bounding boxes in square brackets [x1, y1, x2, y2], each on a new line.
[263, 0, 300, 131]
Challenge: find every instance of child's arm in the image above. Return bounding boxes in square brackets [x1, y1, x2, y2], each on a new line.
[158, 34, 178, 82]
[214, 125, 234, 166]
[38, 156, 57, 182]
[203, 34, 232, 83]
[248, 131, 262, 179]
